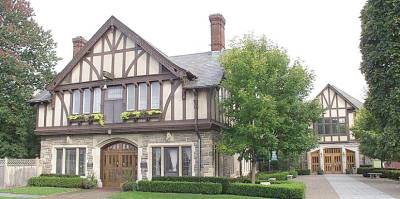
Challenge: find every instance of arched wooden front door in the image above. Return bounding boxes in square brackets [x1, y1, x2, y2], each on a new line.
[101, 142, 138, 187]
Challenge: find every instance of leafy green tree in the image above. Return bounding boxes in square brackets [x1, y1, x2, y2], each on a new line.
[360, 0, 400, 161]
[0, 0, 57, 158]
[352, 108, 397, 167]
[219, 35, 321, 183]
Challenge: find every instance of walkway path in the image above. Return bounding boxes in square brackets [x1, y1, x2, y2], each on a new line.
[325, 174, 395, 199]
[43, 188, 117, 199]
[0, 192, 43, 198]
[296, 174, 399, 199]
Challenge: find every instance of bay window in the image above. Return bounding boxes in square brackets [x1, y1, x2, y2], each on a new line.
[55, 147, 86, 176]
[72, 90, 81, 114]
[138, 83, 147, 110]
[127, 84, 135, 111]
[93, 88, 101, 113]
[82, 89, 91, 114]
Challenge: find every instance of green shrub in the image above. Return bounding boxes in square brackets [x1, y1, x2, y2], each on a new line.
[28, 176, 97, 189]
[138, 180, 222, 194]
[360, 165, 373, 168]
[40, 174, 79, 178]
[289, 170, 298, 178]
[122, 181, 137, 192]
[356, 167, 373, 175]
[296, 169, 311, 175]
[227, 182, 305, 199]
[380, 170, 400, 180]
[28, 176, 84, 188]
[257, 171, 291, 180]
[152, 176, 229, 193]
[317, 168, 324, 175]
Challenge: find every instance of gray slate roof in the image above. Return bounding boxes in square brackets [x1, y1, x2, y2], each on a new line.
[30, 51, 224, 103]
[170, 51, 224, 88]
[330, 84, 363, 109]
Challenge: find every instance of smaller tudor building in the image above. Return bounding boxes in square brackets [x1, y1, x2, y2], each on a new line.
[307, 84, 368, 174]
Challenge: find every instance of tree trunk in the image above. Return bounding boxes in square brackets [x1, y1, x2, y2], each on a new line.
[239, 159, 243, 177]
[380, 159, 384, 168]
[251, 158, 257, 184]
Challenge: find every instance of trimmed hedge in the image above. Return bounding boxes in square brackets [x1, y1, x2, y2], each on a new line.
[257, 171, 297, 181]
[122, 181, 137, 192]
[28, 176, 85, 188]
[227, 182, 305, 199]
[357, 167, 400, 180]
[138, 180, 222, 194]
[40, 174, 80, 178]
[296, 169, 311, 175]
[152, 176, 229, 193]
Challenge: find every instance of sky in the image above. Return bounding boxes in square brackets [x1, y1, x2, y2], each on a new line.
[30, 0, 367, 101]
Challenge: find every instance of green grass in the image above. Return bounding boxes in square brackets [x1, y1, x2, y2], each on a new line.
[109, 191, 263, 199]
[0, 186, 79, 196]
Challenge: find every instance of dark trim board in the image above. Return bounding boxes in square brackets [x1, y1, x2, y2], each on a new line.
[35, 119, 223, 135]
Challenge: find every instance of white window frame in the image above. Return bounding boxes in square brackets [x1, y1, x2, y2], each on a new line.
[93, 88, 101, 113]
[82, 89, 91, 114]
[147, 142, 195, 180]
[72, 90, 81, 114]
[138, 83, 147, 110]
[51, 145, 88, 177]
[127, 84, 136, 111]
[151, 82, 160, 109]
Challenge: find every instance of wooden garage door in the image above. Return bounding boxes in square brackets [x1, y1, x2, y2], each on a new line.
[101, 142, 137, 187]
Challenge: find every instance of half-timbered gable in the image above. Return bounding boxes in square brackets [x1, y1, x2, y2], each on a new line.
[30, 14, 242, 186]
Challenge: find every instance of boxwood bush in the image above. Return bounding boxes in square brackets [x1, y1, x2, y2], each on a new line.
[257, 171, 296, 181]
[152, 176, 229, 193]
[40, 174, 80, 178]
[122, 181, 137, 192]
[227, 182, 305, 199]
[138, 180, 222, 194]
[296, 169, 311, 175]
[357, 167, 400, 180]
[28, 176, 96, 189]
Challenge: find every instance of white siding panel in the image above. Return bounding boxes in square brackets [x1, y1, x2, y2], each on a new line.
[126, 51, 135, 77]
[93, 39, 102, 53]
[174, 84, 183, 120]
[149, 56, 159, 75]
[81, 60, 90, 82]
[103, 54, 112, 73]
[114, 53, 123, 78]
[71, 64, 80, 83]
[163, 81, 171, 121]
[54, 95, 62, 126]
[198, 91, 207, 119]
[337, 95, 346, 108]
[137, 53, 147, 76]
[126, 37, 135, 48]
[115, 30, 123, 50]
[64, 91, 71, 124]
[38, 105, 45, 127]
[186, 90, 195, 120]
[46, 104, 53, 127]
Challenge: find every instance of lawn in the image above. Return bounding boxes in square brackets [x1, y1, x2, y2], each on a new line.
[109, 191, 263, 199]
[0, 186, 78, 196]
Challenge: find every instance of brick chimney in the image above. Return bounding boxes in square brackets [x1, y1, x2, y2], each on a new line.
[72, 36, 87, 56]
[209, 14, 226, 51]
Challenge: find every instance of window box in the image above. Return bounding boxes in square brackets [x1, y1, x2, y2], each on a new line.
[120, 109, 162, 122]
[67, 113, 104, 126]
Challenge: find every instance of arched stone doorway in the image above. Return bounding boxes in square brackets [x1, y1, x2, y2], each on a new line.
[101, 141, 138, 187]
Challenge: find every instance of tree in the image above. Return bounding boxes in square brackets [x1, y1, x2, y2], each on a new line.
[219, 35, 321, 183]
[352, 108, 398, 167]
[0, 0, 57, 158]
[360, 0, 400, 161]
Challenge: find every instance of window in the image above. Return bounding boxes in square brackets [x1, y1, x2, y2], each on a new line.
[127, 84, 135, 111]
[139, 83, 147, 110]
[55, 147, 86, 176]
[315, 117, 346, 134]
[151, 82, 160, 109]
[152, 147, 161, 177]
[83, 89, 91, 114]
[72, 90, 81, 114]
[107, 86, 123, 99]
[93, 88, 101, 113]
[164, 147, 179, 176]
[182, 147, 192, 176]
[56, 149, 63, 174]
[151, 146, 192, 177]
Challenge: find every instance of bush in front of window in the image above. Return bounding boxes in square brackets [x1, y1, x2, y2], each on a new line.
[226, 182, 305, 199]
[257, 171, 296, 181]
[295, 169, 311, 175]
[151, 176, 230, 193]
[28, 176, 97, 189]
[121, 181, 137, 192]
[137, 180, 222, 194]
[40, 174, 80, 178]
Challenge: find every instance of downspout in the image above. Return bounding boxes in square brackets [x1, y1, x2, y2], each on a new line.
[194, 89, 201, 176]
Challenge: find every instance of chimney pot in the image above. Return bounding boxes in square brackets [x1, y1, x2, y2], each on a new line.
[72, 36, 87, 57]
[209, 13, 226, 51]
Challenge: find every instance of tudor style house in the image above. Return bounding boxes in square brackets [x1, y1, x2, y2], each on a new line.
[30, 14, 248, 187]
[307, 84, 369, 174]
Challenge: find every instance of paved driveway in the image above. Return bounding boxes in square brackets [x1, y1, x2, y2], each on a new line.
[43, 188, 117, 199]
[296, 174, 399, 199]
